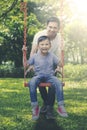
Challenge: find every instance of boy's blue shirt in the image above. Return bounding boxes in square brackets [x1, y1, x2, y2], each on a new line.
[27, 51, 59, 77]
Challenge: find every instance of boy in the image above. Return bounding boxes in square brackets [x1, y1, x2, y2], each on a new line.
[23, 35, 68, 120]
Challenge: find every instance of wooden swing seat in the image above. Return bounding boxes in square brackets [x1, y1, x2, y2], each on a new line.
[24, 82, 51, 87]
[24, 82, 65, 87]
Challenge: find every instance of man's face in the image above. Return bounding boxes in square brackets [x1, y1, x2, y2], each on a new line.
[47, 22, 59, 39]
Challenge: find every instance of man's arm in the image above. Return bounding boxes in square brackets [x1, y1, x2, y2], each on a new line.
[30, 44, 38, 57]
[30, 31, 40, 57]
[22, 45, 29, 68]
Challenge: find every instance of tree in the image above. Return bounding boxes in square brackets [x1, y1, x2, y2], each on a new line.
[0, 0, 18, 20]
[64, 21, 87, 64]
[0, 1, 43, 67]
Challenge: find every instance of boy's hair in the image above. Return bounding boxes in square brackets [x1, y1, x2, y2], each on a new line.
[38, 35, 50, 45]
[47, 16, 60, 28]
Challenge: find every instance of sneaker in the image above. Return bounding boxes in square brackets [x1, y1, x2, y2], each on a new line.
[46, 106, 55, 119]
[32, 105, 40, 120]
[40, 105, 47, 114]
[57, 105, 68, 117]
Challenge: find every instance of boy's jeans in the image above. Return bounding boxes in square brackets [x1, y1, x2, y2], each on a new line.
[29, 75, 64, 105]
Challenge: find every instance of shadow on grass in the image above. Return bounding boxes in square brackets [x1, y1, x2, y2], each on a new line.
[33, 114, 63, 130]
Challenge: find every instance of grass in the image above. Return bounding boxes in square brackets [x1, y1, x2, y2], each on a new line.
[0, 78, 87, 130]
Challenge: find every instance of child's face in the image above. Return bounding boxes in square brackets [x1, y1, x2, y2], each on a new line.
[38, 39, 51, 55]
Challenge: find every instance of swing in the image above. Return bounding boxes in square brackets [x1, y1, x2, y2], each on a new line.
[21, 2, 65, 88]
[24, 82, 51, 87]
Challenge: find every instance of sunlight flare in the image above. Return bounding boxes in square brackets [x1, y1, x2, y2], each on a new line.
[72, 0, 87, 13]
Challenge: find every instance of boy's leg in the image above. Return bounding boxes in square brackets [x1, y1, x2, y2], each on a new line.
[29, 76, 41, 120]
[47, 76, 68, 117]
[31, 102, 40, 120]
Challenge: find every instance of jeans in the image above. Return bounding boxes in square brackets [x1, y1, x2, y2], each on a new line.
[29, 75, 64, 105]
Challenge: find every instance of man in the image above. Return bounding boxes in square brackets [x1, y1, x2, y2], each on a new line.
[30, 17, 66, 119]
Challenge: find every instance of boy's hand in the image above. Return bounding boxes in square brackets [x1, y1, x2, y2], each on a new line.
[25, 65, 34, 75]
[55, 66, 62, 75]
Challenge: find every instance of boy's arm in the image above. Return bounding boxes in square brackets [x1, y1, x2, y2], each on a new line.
[54, 60, 63, 74]
[25, 65, 34, 75]
[23, 55, 34, 76]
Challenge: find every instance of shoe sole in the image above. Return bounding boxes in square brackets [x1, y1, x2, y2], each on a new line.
[46, 116, 55, 120]
[46, 115, 55, 120]
[40, 108, 47, 114]
[40, 111, 47, 114]
[57, 110, 68, 117]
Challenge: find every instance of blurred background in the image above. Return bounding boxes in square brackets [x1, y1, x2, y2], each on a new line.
[0, 0, 87, 79]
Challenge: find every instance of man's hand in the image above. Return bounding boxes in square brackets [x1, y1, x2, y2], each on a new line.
[22, 45, 27, 52]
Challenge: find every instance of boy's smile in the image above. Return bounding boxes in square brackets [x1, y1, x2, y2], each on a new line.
[38, 39, 51, 55]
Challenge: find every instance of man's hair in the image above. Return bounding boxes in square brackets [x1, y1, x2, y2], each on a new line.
[47, 16, 60, 28]
[38, 35, 50, 45]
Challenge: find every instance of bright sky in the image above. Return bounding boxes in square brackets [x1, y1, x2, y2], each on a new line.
[72, 0, 87, 13]
[69, 0, 87, 24]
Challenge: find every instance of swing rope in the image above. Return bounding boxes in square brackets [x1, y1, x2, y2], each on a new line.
[21, 1, 65, 87]
[20, 2, 28, 86]
[60, 0, 65, 86]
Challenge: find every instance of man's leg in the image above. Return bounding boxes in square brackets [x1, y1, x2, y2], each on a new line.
[46, 86, 55, 119]
[39, 87, 48, 113]
[39, 86, 55, 104]
[47, 86, 55, 106]
[39, 87, 48, 105]
[39, 86, 55, 114]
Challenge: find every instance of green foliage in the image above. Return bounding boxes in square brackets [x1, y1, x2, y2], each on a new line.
[0, 63, 87, 81]
[0, 61, 24, 78]
[0, 0, 18, 20]
[64, 64, 87, 81]
[0, 1, 45, 67]
[0, 78, 87, 130]
[0, 0, 87, 67]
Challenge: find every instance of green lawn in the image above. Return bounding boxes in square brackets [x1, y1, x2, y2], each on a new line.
[0, 78, 87, 130]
